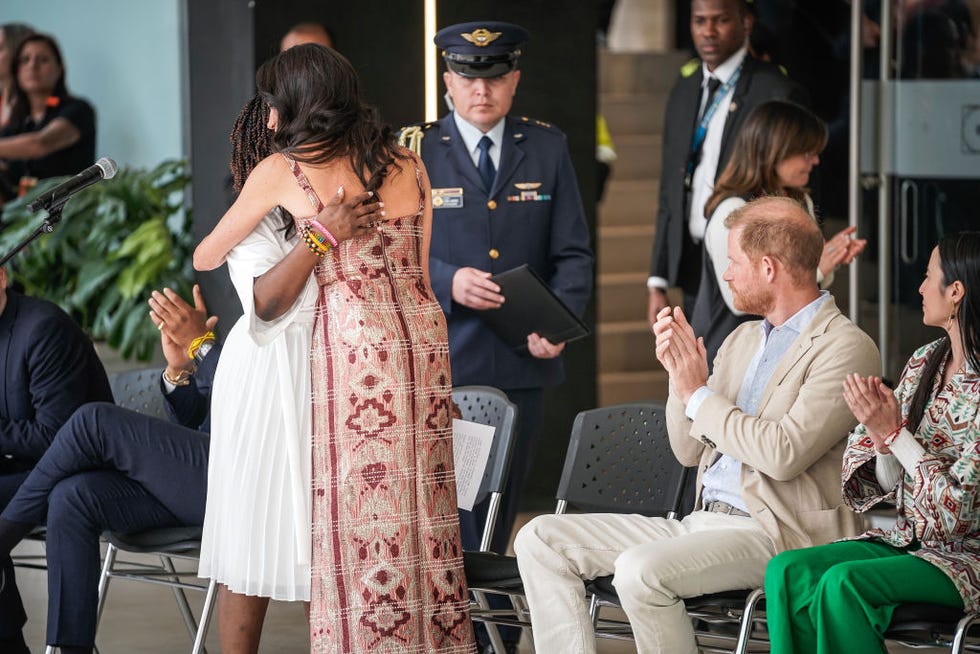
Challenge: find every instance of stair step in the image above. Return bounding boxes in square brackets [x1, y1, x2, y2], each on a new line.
[598, 178, 659, 228]
[601, 93, 665, 138]
[598, 370, 671, 406]
[599, 50, 690, 95]
[598, 225, 654, 275]
[612, 134, 662, 180]
[598, 272, 649, 323]
[598, 320, 660, 373]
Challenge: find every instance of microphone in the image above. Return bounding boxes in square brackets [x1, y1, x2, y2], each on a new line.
[27, 157, 118, 212]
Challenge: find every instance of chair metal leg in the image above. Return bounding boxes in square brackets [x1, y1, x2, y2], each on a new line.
[191, 577, 218, 654]
[511, 595, 534, 651]
[952, 612, 979, 654]
[589, 592, 601, 629]
[734, 588, 765, 654]
[158, 553, 198, 641]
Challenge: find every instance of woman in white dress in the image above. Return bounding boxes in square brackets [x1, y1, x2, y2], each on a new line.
[196, 96, 381, 652]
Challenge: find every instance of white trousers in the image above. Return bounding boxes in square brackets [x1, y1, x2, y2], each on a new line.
[513, 510, 776, 654]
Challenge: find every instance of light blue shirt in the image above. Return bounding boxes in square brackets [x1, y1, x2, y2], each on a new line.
[690, 291, 831, 511]
[452, 111, 505, 170]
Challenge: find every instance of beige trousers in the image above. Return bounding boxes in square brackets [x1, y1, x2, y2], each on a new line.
[513, 510, 776, 654]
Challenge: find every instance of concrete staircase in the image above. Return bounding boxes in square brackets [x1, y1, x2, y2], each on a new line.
[597, 49, 689, 406]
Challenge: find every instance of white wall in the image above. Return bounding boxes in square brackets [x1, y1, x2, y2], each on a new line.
[4, 0, 183, 169]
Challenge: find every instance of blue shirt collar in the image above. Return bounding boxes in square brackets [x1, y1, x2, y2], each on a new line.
[760, 291, 830, 339]
[452, 111, 506, 157]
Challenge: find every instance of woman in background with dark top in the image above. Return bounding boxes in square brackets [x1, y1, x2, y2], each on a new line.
[0, 24, 34, 131]
[0, 33, 95, 201]
[691, 100, 866, 368]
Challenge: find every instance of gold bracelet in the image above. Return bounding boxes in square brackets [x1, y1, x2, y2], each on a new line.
[163, 367, 194, 387]
[187, 331, 216, 360]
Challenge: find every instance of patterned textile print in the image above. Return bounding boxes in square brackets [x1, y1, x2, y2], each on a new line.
[841, 339, 980, 612]
[300, 162, 475, 652]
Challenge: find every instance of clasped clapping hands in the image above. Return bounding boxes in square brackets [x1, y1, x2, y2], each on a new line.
[842, 373, 902, 451]
[653, 306, 708, 404]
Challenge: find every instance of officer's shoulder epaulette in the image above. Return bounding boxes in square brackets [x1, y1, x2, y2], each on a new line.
[518, 116, 556, 131]
[397, 121, 436, 155]
[680, 57, 701, 78]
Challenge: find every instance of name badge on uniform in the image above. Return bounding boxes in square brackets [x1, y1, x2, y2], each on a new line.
[507, 181, 551, 202]
[432, 187, 464, 209]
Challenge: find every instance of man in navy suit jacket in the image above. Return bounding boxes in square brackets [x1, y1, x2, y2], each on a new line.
[401, 22, 593, 651]
[647, 0, 807, 323]
[0, 284, 216, 654]
[0, 265, 112, 653]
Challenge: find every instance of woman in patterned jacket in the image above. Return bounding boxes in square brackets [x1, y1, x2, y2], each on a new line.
[764, 231, 980, 654]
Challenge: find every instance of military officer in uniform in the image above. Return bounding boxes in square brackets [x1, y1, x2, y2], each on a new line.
[400, 22, 592, 646]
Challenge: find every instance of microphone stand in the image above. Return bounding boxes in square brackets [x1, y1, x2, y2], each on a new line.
[0, 203, 65, 267]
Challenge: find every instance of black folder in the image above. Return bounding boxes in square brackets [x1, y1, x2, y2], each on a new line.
[481, 264, 590, 351]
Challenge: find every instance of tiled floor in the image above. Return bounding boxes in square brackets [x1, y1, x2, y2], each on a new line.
[13, 521, 934, 653]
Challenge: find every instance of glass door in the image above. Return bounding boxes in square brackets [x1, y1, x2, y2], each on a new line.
[853, 0, 980, 380]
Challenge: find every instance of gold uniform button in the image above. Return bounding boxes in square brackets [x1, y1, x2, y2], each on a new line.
[489, 248, 500, 260]
[487, 200, 497, 210]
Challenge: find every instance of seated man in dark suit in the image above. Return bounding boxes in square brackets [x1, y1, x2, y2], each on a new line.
[0, 264, 112, 653]
[0, 284, 217, 654]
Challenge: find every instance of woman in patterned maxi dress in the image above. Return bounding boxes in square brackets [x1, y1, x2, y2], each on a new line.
[763, 231, 980, 654]
[195, 45, 475, 654]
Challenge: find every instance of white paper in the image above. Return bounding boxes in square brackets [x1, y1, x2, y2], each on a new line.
[452, 418, 496, 511]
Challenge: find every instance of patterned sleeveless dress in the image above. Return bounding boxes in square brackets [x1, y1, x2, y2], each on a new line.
[284, 155, 476, 653]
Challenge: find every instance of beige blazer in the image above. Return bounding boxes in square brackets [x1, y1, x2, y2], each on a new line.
[667, 297, 880, 552]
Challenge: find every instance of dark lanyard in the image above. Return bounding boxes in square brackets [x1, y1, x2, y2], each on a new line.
[684, 66, 742, 189]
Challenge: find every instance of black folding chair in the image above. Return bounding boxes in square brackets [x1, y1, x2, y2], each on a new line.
[451, 386, 521, 653]
[93, 368, 216, 654]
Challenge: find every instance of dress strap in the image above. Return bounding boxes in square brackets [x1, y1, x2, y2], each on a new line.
[411, 153, 425, 214]
[281, 154, 325, 213]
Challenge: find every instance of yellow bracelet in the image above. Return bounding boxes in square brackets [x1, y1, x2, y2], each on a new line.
[187, 331, 216, 360]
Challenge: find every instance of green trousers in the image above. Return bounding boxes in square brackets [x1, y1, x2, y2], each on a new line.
[764, 540, 963, 654]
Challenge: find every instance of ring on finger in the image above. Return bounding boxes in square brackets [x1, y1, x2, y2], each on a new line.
[157, 320, 166, 331]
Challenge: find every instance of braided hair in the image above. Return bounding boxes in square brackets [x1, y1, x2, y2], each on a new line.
[229, 94, 295, 236]
[229, 94, 273, 192]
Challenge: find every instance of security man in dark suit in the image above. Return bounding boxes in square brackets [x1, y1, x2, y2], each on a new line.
[0, 285, 216, 654]
[0, 265, 112, 653]
[400, 19, 592, 634]
[647, 0, 806, 323]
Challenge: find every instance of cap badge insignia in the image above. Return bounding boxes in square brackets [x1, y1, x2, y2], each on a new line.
[462, 29, 502, 47]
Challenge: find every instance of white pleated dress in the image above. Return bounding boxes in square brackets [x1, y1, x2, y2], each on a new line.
[198, 209, 316, 601]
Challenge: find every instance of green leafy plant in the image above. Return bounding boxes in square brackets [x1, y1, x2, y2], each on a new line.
[0, 159, 193, 360]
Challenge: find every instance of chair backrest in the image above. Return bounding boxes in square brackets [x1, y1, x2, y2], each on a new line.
[452, 385, 519, 506]
[555, 402, 682, 517]
[109, 367, 168, 420]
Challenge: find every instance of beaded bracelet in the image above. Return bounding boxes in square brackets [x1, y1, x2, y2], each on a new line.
[309, 219, 340, 248]
[302, 226, 330, 258]
[187, 331, 216, 360]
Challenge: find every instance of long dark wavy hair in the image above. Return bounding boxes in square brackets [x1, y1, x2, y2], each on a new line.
[7, 33, 68, 128]
[906, 231, 980, 434]
[255, 43, 407, 194]
[704, 100, 827, 219]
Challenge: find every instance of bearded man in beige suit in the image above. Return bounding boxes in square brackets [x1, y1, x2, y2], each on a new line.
[514, 196, 880, 654]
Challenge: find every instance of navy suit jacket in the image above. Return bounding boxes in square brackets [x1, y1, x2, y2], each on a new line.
[161, 342, 221, 433]
[0, 291, 112, 461]
[417, 113, 593, 390]
[649, 56, 808, 290]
